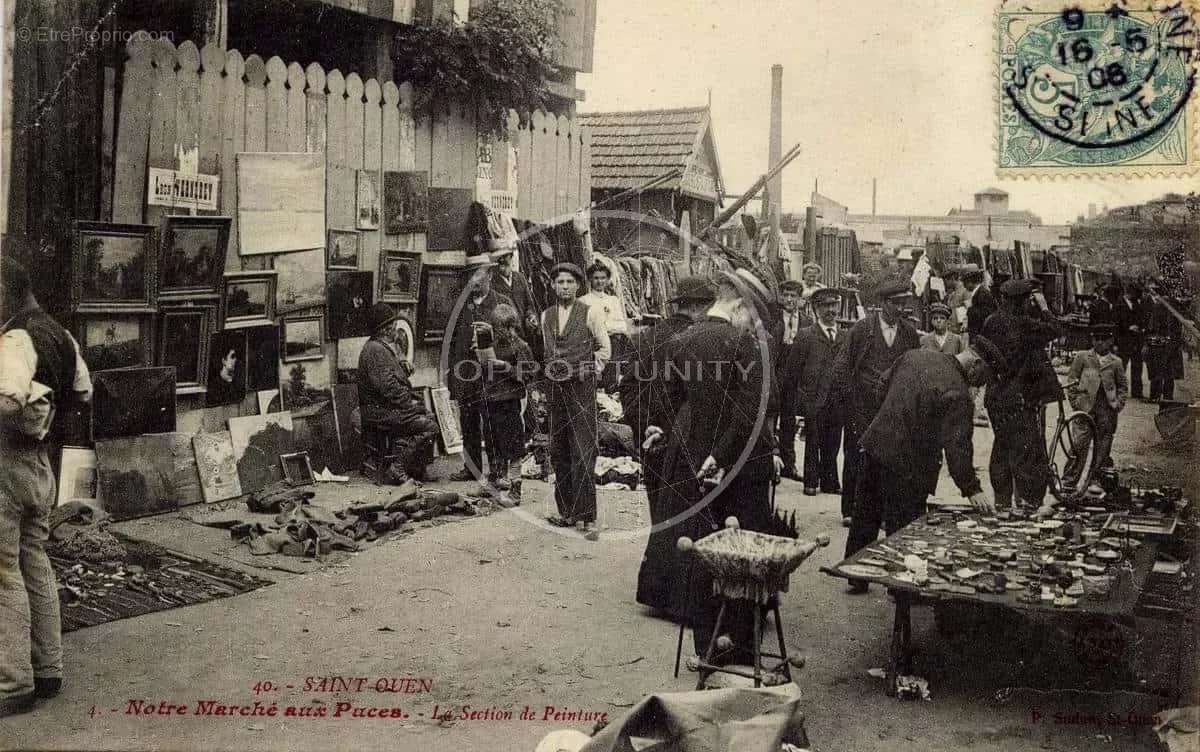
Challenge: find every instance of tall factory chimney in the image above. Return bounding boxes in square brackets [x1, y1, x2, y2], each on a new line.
[872, 178, 877, 216]
[767, 64, 783, 264]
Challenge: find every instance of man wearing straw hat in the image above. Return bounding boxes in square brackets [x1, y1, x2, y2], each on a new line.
[541, 262, 610, 537]
[446, 253, 514, 487]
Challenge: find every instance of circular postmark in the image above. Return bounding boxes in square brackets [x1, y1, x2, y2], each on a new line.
[1070, 618, 1127, 668]
[1001, 1, 1198, 162]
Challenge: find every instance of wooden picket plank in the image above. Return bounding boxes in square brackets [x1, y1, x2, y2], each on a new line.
[325, 69, 346, 167]
[448, 105, 470, 189]
[430, 106, 453, 187]
[145, 39, 179, 229]
[305, 63, 327, 155]
[219, 49, 246, 268]
[198, 43, 224, 178]
[412, 99, 433, 175]
[515, 113, 532, 220]
[573, 123, 588, 212]
[361, 78, 383, 274]
[100, 66, 117, 221]
[555, 114, 570, 216]
[175, 41, 202, 179]
[395, 82, 416, 171]
[286, 61, 307, 152]
[264, 56, 288, 152]
[243, 54, 267, 152]
[344, 73, 365, 169]
[112, 38, 154, 223]
[532, 109, 555, 221]
[381, 81, 400, 170]
[565, 118, 581, 214]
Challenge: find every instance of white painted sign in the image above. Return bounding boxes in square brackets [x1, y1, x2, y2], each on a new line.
[148, 168, 219, 211]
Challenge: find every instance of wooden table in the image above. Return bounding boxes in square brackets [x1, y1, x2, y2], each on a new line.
[822, 513, 1159, 695]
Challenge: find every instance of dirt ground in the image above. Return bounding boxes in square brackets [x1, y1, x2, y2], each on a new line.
[3, 369, 1197, 752]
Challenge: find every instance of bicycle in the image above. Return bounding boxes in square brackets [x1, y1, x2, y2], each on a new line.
[1045, 382, 1099, 503]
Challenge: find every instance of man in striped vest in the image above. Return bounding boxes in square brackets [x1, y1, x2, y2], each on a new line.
[541, 263, 610, 538]
[0, 258, 92, 716]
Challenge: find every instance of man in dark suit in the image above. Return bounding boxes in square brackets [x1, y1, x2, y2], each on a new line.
[1111, 282, 1149, 399]
[775, 280, 809, 480]
[964, 267, 996, 341]
[787, 287, 847, 499]
[831, 279, 921, 537]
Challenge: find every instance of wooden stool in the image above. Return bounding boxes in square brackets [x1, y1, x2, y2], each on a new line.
[361, 423, 399, 484]
[674, 518, 830, 689]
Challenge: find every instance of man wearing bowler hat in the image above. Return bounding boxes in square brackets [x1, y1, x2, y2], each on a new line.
[446, 253, 514, 487]
[357, 302, 439, 485]
[629, 275, 716, 617]
[831, 279, 920, 536]
[541, 262, 610, 537]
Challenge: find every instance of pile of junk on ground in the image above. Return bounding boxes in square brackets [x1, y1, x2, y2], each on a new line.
[522, 391, 643, 490]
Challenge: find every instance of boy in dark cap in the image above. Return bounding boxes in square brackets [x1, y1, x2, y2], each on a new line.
[1065, 324, 1127, 479]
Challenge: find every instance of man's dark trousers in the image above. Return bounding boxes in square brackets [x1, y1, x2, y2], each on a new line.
[547, 374, 598, 523]
[803, 409, 842, 497]
[458, 401, 487, 476]
[778, 413, 798, 473]
[844, 453, 928, 561]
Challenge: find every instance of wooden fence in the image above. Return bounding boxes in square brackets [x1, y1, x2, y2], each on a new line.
[110, 33, 593, 278]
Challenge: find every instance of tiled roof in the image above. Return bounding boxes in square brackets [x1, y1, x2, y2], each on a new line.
[577, 106, 715, 191]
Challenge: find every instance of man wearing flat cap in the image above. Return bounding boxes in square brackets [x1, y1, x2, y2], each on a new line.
[785, 287, 847, 498]
[775, 279, 811, 480]
[629, 276, 716, 617]
[358, 302, 439, 485]
[541, 262, 611, 536]
[921, 303, 965, 355]
[982, 278, 1063, 511]
[831, 278, 920, 537]
[843, 338, 1002, 592]
[447, 253, 514, 487]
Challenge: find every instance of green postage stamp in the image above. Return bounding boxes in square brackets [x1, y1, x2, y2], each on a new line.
[997, 0, 1199, 175]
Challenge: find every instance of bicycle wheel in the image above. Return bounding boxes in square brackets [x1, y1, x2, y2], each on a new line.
[1048, 411, 1098, 502]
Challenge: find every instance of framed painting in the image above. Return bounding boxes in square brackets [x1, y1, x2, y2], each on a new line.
[273, 248, 325, 314]
[430, 386, 464, 454]
[57, 446, 98, 508]
[159, 215, 230, 300]
[228, 411, 295, 493]
[220, 271, 277, 329]
[72, 221, 157, 312]
[426, 187, 473, 251]
[95, 433, 203, 518]
[356, 169, 381, 230]
[382, 170, 429, 235]
[91, 366, 176, 441]
[280, 451, 315, 486]
[244, 324, 280, 390]
[418, 266, 461, 344]
[326, 271, 374, 340]
[157, 305, 215, 395]
[327, 229, 360, 270]
[205, 329, 248, 407]
[192, 431, 243, 503]
[281, 315, 325, 362]
[379, 250, 422, 304]
[75, 313, 153, 372]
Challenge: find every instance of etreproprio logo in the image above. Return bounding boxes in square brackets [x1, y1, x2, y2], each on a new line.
[438, 209, 773, 541]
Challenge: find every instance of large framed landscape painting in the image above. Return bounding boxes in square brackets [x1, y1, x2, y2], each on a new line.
[228, 412, 296, 493]
[159, 215, 229, 300]
[382, 170, 429, 235]
[91, 366, 176, 441]
[281, 316, 325, 362]
[72, 221, 157, 312]
[76, 314, 153, 372]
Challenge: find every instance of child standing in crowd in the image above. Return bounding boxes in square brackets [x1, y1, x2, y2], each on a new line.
[1066, 324, 1127, 478]
[481, 304, 536, 506]
[920, 303, 965, 355]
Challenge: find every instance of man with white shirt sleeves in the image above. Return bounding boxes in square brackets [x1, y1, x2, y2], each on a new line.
[541, 262, 611, 536]
[578, 261, 629, 389]
[0, 258, 92, 717]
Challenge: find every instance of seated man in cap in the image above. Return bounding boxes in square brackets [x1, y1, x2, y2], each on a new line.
[775, 279, 812, 480]
[843, 338, 1002, 592]
[831, 278, 921, 532]
[541, 262, 611, 536]
[1065, 324, 1127, 480]
[921, 303, 965, 355]
[982, 278, 1063, 511]
[787, 287, 847, 497]
[357, 303, 439, 485]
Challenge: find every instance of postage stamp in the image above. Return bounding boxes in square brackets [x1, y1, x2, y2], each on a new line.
[997, 0, 1200, 176]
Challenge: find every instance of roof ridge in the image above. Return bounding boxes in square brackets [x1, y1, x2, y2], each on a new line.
[578, 105, 708, 118]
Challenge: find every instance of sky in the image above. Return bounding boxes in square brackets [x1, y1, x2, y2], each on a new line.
[576, 0, 1196, 224]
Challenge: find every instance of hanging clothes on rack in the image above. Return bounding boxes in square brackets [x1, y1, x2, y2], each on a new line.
[615, 256, 645, 321]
